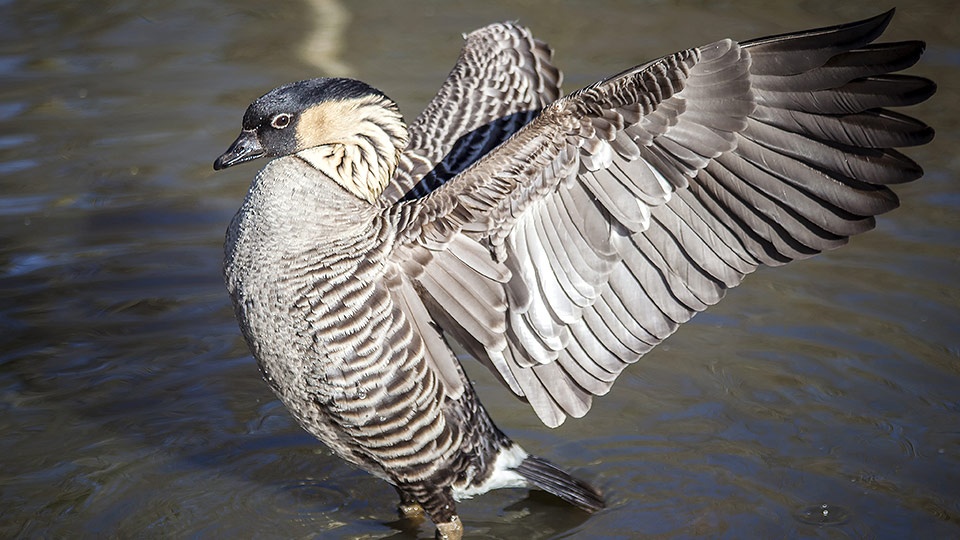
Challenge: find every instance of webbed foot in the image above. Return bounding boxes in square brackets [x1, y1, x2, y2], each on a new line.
[434, 515, 463, 540]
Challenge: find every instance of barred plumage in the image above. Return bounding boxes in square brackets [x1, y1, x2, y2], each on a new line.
[215, 12, 934, 539]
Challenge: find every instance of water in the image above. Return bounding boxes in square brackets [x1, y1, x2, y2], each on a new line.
[1, 0, 958, 538]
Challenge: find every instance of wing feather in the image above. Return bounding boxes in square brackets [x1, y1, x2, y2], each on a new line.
[384, 22, 562, 203]
[388, 10, 934, 426]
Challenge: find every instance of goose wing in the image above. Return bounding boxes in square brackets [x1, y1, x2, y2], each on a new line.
[392, 10, 935, 426]
[384, 22, 562, 203]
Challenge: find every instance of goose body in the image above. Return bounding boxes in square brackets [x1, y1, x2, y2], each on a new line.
[215, 11, 934, 538]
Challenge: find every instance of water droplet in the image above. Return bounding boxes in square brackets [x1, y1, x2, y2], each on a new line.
[794, 503, 851, 526]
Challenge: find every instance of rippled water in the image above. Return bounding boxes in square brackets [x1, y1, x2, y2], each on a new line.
[1, 1, 958, 538]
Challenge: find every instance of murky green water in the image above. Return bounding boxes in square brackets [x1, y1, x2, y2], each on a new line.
[1, 1, 957, 538]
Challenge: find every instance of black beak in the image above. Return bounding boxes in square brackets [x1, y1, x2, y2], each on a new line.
[214, 130, 266, 170]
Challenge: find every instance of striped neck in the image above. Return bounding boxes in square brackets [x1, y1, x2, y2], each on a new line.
[295, 93, 408, 204]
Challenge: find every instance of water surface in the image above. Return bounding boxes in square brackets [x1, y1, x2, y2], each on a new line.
[1, 1, 958, 538]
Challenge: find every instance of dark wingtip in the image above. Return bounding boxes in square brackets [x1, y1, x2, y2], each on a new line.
[515, 455, 605, 513]
[742, 9, 897, 50]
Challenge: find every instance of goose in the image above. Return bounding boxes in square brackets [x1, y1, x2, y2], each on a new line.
[213, 10, 934, 539]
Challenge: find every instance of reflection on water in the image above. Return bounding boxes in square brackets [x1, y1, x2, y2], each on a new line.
[299, 0, 354, 77]
[1, 0, 958, 538]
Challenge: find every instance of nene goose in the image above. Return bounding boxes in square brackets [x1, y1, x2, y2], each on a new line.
[214, 10, 934, 539]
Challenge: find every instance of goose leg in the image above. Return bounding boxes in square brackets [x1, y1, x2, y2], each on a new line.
[408, 485, 462, 540]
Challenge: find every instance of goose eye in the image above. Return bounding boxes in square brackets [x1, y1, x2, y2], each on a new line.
[270, 113, 292, 129]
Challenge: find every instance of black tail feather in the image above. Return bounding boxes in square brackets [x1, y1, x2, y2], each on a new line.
[515, 455, 605, 513]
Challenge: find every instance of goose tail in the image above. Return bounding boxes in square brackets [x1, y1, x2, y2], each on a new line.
[515, 454, 606, 513]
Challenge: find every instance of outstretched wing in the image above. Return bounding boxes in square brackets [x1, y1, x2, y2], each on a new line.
[383, 22, 562, 203]
[392, 10, 935, 426]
